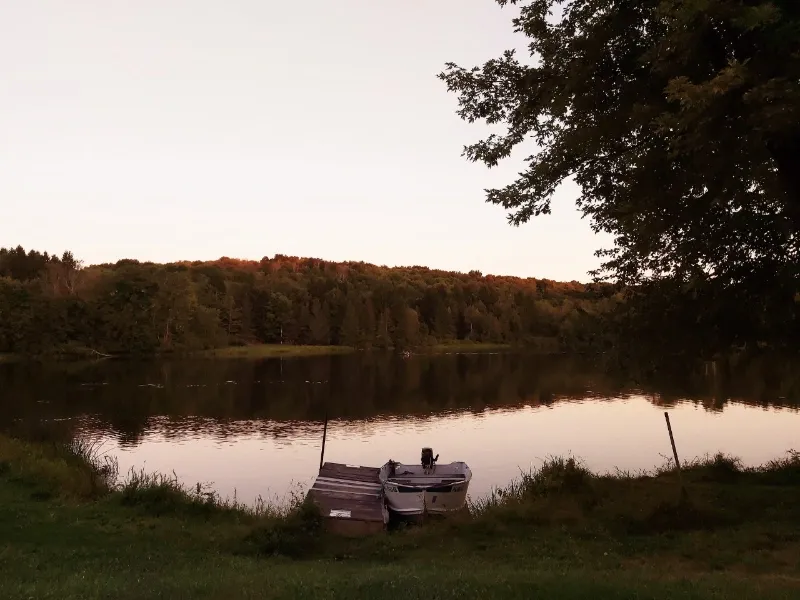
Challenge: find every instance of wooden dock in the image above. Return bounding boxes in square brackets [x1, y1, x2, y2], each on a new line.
[307, 462, 388, 537]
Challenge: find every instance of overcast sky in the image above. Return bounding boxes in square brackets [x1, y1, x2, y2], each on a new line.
[1, 1, 610, 281]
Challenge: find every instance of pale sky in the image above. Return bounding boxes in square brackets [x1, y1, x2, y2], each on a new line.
[1, 1, 609, 282]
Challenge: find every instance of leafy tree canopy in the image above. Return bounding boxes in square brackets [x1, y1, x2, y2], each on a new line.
[0, 247, 617, 356]
[439, 0, 800, 299]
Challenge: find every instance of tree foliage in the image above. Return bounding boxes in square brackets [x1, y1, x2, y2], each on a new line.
[439, 0, 800, 350]
[0, 247, 617, 356]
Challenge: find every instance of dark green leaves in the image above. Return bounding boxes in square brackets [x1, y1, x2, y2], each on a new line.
[440, 0, 800, 351]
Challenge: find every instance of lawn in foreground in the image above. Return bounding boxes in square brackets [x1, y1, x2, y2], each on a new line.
[1, 437, 799, 600]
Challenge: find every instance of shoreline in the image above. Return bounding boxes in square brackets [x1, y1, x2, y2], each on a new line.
[194, 341, 519, 358]
[0, 341, 525, 363]
[1, 434, 798, 599]
[196, 344, 356, 358]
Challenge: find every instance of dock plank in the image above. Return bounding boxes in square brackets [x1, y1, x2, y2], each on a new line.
[319, 463, 381, 483]
[307, 462, 387, 537]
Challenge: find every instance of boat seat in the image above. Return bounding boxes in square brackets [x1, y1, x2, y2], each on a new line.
[389, 477, 466, 486]
[390, 473, 466, 480]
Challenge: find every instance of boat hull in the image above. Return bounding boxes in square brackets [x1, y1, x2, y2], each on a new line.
[382, 483, 425, 516]
[424, 482, 469, 514]
[380, 461, 472, 517]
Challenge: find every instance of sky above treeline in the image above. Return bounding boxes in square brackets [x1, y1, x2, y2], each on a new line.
[1, 1, 610, 282]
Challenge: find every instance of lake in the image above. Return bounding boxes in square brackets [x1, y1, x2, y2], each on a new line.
[1, 352, 798, 504]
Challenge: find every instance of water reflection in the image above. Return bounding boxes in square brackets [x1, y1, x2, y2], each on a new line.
[1, 352, 798, 502]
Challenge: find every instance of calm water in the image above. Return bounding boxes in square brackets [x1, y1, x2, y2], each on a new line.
[1, 352, 798, 504]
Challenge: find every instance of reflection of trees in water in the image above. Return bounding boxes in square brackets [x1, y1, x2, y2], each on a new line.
[1, 353, 798, 445]
[636, 354, 800, 413]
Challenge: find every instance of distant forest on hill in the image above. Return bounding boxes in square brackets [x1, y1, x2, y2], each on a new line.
[0, 246, 620, 357]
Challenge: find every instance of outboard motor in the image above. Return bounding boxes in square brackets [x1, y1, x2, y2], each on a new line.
[421, 447, 439, 469]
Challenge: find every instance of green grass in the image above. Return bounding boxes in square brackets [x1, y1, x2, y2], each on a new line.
[0, 339, 552, 362]
[196, 344, 356, 358]
[1, 437, 799, 599]
[421, 337, 561, 353]
[422, 341, 515, 353]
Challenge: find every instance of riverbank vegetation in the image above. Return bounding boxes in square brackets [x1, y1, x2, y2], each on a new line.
[0, 246, 615, 358]
[1, 432, 799, 599]
[3, 244, 797, 365]
[423, 340, 515, 353]
[197, 344, 356, 359]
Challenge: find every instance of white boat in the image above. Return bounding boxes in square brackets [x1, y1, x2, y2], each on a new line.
[379, 448, 472, 516]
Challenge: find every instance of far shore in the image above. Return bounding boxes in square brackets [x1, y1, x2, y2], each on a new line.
[0, 341, 526, 363]
[195, 341, 516, 358]
[196, 344, 356, 359]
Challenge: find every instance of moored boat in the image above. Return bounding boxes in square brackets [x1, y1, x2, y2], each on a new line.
[379, 448, 472, 516]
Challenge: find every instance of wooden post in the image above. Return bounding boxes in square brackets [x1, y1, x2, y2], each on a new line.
[664, 411, 688, 499]
[319, 411, 328, 471]
[664, 412, 682, 473]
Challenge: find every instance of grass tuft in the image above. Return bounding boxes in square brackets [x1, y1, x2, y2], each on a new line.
[0, 433, 117, 499]
[62, 437, 120, 494]
[682, 452, 744, 483]
[470, 455, 594, 515]
[118, 467, 302, 520]
[119, 468, 210, 516]
[757, 449, 800, 485]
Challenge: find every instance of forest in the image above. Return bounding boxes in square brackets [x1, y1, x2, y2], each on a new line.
[0, 245, 620, 357]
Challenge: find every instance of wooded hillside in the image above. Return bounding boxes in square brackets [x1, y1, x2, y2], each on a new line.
[0, 246, 618, 356]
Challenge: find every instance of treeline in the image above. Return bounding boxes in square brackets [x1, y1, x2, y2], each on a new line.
[0, 246, 619, 356]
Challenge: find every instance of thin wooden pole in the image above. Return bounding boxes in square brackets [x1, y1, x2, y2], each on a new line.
[664, 412, 682, 473]
[319, 411, 328, 471]
[664, 411, 688, 499]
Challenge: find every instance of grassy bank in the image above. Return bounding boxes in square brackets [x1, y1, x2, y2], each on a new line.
[196, 343, 357, 359]
[0, 344, 358, 362]
[1, 435, 799, 599]
[422, 337, 563, 354]
[423, 341, 514, 353]
[0, 341, 551, 363]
